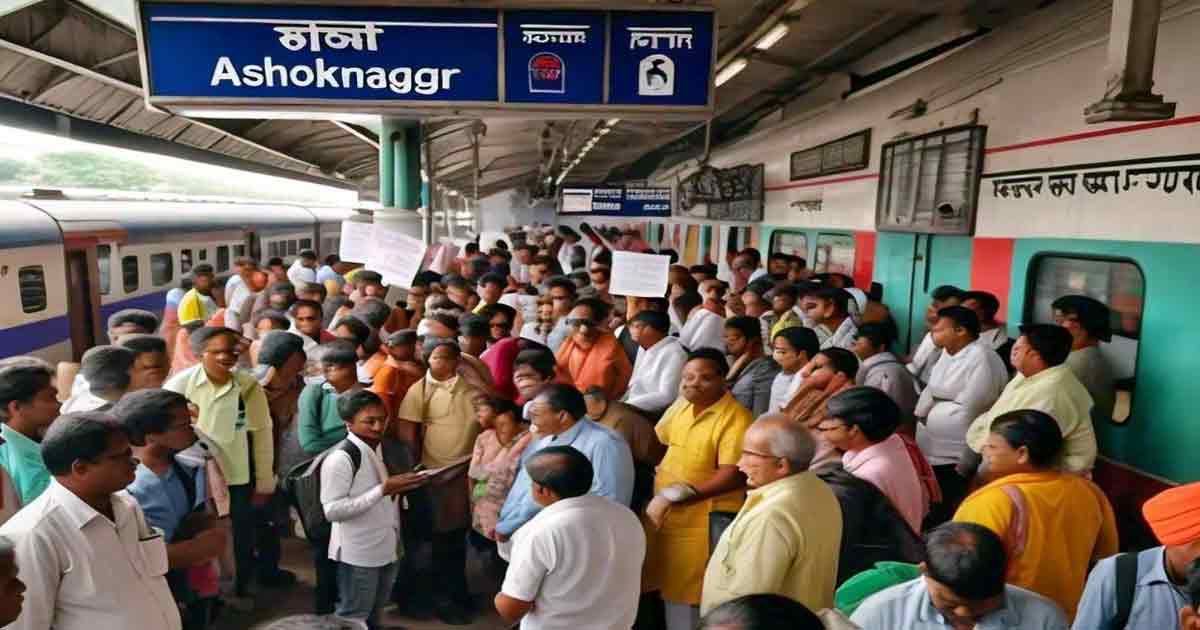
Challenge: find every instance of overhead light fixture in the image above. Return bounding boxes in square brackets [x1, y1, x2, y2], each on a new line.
[606, 118, 620, 127]
[754, 23, 789, 50]
[715, 58, 748, 86]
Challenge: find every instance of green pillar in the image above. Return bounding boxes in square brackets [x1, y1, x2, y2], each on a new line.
[378, 118, 422, 210]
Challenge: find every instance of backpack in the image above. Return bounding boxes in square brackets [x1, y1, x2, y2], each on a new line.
[816, 466, 926, 585]
[282, 439, 361, 543]
[1112, 552, 1140, 630]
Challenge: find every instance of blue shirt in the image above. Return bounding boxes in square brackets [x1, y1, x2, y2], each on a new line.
[495, 418, 634, 537]
[0, 424, 50, 506]
[850, 578, 1069, 630]
[125, 459, 207, 542]
[316, 265, 344, 288]
[1072, 547, 1189, 630]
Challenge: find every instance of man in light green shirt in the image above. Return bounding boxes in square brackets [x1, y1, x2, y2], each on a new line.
[701, 415, 843, 615]
[963, 324, 1095, 475]
[164, 327, 273, 596]
[0, 358, 61, 507]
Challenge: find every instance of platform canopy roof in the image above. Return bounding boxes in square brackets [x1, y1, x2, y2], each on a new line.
[0, 0, 1043, 201]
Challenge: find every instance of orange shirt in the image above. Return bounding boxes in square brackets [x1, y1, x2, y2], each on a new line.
[555, 332, 633, 400]
[371, 360, 424, 422]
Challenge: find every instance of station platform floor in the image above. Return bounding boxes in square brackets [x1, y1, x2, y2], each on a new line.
[216, 537, 507, 630]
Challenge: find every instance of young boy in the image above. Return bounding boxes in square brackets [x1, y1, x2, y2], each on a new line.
[297, 340, 361, 456]
[320, 390, 426, 629]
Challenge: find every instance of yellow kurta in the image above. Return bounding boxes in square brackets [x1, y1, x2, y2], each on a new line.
[397, 374, 481, 468]
[954, 471, 1119, 620]
[643, 392, 753, 605]
[701, 471, 842, 615]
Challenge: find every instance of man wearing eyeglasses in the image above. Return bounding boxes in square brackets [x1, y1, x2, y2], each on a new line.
[700, 415, 842, 617]
[555, 299, 633, 401]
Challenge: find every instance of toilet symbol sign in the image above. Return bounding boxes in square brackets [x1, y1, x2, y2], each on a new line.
[638, 54, 674, 96]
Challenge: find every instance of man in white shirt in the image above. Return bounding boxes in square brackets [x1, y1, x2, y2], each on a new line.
[224, 257, 261, 335]
[905, 285, 963, 390]
[678, 285, 726, 353]
[1, 412, 182, 630]
[287, 249, 319, 290]
[495, 445, 646, 630]
[624, 310, 687, 417]
[914, 306, 1007, 527]
[60, 346, 135, 414]
[320, 390, 427, 628]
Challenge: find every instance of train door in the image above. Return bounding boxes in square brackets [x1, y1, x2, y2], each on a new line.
[876, 233, 972, 354]
[63, 248, 101, 360]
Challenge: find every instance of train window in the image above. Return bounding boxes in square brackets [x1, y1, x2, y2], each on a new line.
[1027, 255, 1144, 423]
[17, 266, 47, 314]
[814, 233, 856, 275]
[299, 238, 313, 251]
[770, 230, 808, 263]
[217, 246, 230, 272]
[287, 240, 298, 256]
[267, 242, 278, 258]
[150, 253, 173, 286]
[180, 249, 193, 274]
[233, 245, 246, 258]
[122, 255, 139, 293]
[198, 249, 208, 262]
[97, 245, 111, 295]
[876, 125, 986, 235]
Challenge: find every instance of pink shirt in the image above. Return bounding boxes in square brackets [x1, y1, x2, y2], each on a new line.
[842, 433, 928, 534]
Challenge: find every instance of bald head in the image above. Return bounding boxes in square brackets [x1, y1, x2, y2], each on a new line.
[748, 415, 816, 473]
[526, 445, 593, 501]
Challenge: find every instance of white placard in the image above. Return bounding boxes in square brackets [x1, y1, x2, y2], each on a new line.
[610, 250, 671, 298]
[366, 225, 427, 289]
[339, 220, 374, 263]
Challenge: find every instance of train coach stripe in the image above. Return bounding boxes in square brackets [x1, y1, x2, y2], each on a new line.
[986, 113, 1200, 155]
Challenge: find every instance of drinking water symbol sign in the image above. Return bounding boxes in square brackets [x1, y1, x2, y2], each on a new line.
[134, 2, 714, 117]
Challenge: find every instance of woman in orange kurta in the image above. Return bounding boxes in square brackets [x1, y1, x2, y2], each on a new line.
[554, 299, 633, 400]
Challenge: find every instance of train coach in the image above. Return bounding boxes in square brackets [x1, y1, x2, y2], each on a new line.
[0, 192, 363, 365]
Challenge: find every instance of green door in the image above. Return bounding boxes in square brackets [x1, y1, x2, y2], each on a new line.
[873, 233, 973, 354]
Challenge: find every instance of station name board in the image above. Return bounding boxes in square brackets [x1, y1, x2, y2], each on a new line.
[135, 2, 715, 118]
[560, 187, 671, 216]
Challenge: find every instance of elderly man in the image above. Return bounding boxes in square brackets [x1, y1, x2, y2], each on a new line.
[955, 409, 1117, 619]
[556, 298, 633, 400]
[624, 310, 687, 417]
[644, 348, 755, 630]
[495, 446, 645, 630]
[961, 324, 1096, 478]
[1074, 481, 1200, 630]
[850, 522, 1069, 630]
[700, 416, 842, 615]
[494, 385, 634, 544]
[914, 306, 1007, 526]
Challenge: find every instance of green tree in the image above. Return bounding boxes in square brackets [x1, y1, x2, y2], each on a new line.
[34, 151, 161, 190]
[0, 157, 32, 184]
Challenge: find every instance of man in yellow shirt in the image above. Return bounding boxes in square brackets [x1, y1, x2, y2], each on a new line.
[177, 264, 217, 325]
[954, 408, 1118, 620]
[643, 348, 754, 630]
[962, 324, 1096, 477]
[700, 415, 842, 615]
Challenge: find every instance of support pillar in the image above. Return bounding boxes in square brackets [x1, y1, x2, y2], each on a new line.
[1084, 0, 1176, 123]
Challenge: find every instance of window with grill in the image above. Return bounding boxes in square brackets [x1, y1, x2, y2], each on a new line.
[198, 248, 208, 261]
[151, 253, 173, 286]
[770, 230, 808, 263]
[814, 233, 856, 275]
[233, 245, 246, 258]
[300, 238, 313, 251]
[1027, 254, 1144, 423]
[122, 255, 139, 293]
[876, 126, 986, 235]
[180, 249, 193, 274]
[287, 240, 298, 256]
[790, 129, 871, 181]
[18, 266, 47, 313]
[97, 245, 112, 295]
[268, 242, 279, 258]
[217, 246, 230, 272]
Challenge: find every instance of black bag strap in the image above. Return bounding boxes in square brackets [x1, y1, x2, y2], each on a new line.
[171, 459, 198, 510]
[336, 439, 362, 477]
[1113, 552, 1139, 630]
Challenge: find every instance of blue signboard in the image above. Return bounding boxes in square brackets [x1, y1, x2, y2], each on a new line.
[503, 10, 606, 105]
[141, 3, 501, 102]
[137, 2, 714, 115]
[623, 188, 672, 216]
[559, 187, 671, 216]
[608, 11, 714, 107]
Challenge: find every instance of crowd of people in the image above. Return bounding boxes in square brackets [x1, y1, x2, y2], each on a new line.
[0, 223, 1195, 630]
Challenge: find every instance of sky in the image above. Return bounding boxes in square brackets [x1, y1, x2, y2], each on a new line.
[0, 124, 359, 204]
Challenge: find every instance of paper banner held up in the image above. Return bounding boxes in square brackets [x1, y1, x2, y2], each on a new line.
[339, 220, 374, 263]
[610, 250, 671, 298]
[366, 226, 427, 289]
